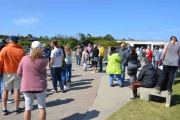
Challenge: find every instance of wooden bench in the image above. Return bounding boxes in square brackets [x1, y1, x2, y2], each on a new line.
[139, 87, 172, 107]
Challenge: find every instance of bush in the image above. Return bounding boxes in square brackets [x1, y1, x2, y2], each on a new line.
[18, 41, 31, 46]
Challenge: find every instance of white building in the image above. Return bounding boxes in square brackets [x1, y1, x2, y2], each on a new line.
[117, 40, 167, 50]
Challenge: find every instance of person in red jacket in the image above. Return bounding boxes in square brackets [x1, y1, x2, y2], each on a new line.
[146, 45, 153, 62]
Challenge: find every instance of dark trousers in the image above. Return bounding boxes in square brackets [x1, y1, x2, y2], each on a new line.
[50, 67, 63, 91]
[156, 65, 177, 91]
[99, 56, 103, 71]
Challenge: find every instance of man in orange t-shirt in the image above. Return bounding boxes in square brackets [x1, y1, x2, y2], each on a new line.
[146, 45, 153, 62]
[0, 36, 25, 115]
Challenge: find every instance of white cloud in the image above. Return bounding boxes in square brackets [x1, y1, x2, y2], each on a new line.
[14, 17, 39, 27]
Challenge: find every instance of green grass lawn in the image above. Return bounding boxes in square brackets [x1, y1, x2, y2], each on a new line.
[106, 78, 180, 120]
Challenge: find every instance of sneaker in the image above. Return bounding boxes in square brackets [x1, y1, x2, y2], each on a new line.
[130, 97, 138, 100]
[64, 85, 67, 90]
[154, 87, 161, 93]
[60, 90, 65, 93]
[110, 84, 115, 87]
[66, 85, 70, 89]
[15, 108, 22, 114]
[119, 84, 124, 87]
[168, 89, 173, 95]
[2, 109, 9, 115]
[51, 90, 57, 93]
[7, 100, 13, 104]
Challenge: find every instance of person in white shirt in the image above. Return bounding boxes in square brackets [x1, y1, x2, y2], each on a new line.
[81, 47, 89, 71]
[49, 41, 64, 93]
[136, 47, 140, 60]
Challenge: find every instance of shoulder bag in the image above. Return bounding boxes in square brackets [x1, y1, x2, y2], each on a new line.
[137, 59, 141, 68]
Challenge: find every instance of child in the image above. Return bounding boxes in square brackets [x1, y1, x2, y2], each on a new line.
[81, 47, 89, 71]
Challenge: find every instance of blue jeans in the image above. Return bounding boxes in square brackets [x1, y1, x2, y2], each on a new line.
[66, 64, 72, 81]
[0, 75, 3, 99]
[153, 61, 158, 69]
[109, 74, 122, 85]
[61, 69, 66, 85]
[121, 64, 125, 83]
[50, 67, 63, 91]
[76, 55, 81, 65]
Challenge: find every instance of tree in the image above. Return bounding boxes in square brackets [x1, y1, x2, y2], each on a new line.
[104, 34, 114, 41]
[87, 34, 91, 38]
[27, 34, 33, 38]
[78, 33, 86, 41]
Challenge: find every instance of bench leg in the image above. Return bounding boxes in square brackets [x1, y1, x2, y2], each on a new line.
[147, 94, 151, 101]
[165, 95, 172, 107]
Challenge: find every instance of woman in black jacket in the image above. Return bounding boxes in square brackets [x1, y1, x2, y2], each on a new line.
[91, 44, 99, 73]
[125, 47, 138, 84]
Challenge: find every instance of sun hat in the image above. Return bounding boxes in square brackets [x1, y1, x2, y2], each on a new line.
[31, 41, 42, 49]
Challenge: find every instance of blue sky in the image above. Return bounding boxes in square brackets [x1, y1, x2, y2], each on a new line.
[0, 0, 180, 40]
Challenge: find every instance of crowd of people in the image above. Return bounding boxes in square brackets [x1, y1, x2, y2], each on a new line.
[0, 35, 179, 119]
[105, 36, 179, 100]
[0, 36, 106, 119]
[74, 43, 104, 73]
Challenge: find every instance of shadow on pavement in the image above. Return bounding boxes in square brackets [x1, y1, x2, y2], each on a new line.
[46, 92, 53, 98]
[32, 98, 74, 110]
[46, 98, 74, 107]
[70, 82, 92, 87]
[71, 75, 82, 78]
[80, 79, 94, 82]
[68, 86, 92, 91]
[61, 110, 100, 120]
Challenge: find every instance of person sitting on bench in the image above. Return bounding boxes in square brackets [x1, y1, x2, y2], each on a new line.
[130, 57, 157, 100]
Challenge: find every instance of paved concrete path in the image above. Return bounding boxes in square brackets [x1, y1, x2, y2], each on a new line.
[83, 73, 132, 120]
[0, 59, 141, 120]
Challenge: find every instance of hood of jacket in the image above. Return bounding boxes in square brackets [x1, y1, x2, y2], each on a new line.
[142, 63, 154, 70]
[109, 51, 117, 56]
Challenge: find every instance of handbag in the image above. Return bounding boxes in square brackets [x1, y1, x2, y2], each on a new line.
[137, 59, 141, 68]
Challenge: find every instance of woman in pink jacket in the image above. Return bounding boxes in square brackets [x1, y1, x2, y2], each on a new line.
[17, 41, 48, 120]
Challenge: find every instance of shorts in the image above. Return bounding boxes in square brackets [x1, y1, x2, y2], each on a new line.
[91, 57, 98, 62]
[23, 89, 47, 110]
[3, 73, 21, 90]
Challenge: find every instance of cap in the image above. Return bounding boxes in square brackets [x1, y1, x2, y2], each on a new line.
[31, 41, 42, 49]
[9, 36, 18, 43]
